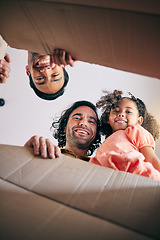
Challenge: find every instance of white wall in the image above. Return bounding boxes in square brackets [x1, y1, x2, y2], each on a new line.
[0, 46, 160, 157]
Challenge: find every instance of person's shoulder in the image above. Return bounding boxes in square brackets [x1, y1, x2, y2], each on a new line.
[125, 124, 155, 148]
[126, 124, 147, 133]
[133, 124, 152, 136]
[125, 124, 145, 142]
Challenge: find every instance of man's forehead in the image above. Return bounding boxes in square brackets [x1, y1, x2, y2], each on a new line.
[70, 106, 97, 118]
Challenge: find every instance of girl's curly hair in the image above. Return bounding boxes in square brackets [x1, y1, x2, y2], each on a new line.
[96, 90, 160, 140]
[51, 100, 101, 156]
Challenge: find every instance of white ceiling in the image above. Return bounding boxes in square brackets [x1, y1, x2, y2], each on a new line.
[0, 46, 160, 157]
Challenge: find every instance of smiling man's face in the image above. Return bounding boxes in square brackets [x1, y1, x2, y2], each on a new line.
[26, 52, 64, 94]
[65, 106, 97, 150]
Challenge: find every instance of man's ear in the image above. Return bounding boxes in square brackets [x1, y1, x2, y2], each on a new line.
[26, 65, 30, 76]
[138, 116, 143, 125]
[107, 117, 110, 124]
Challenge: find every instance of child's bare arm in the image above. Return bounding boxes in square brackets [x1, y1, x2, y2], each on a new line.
[140, 146, 160, 172]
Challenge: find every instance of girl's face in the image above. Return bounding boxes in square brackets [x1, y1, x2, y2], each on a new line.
[108, 98, 143, 132]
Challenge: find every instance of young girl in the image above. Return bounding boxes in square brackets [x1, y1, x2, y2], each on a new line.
[90, 90, 160, 181]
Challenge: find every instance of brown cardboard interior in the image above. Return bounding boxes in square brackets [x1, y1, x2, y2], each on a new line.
[0, 144, 160, 239]
[0, 179, 152, 240]
[0, 0, 160, 78]
[0, 1, 160, 239]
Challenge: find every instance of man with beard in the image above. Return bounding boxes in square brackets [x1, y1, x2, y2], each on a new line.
[0, 49, 76, 100]
[24, 101, 101, 161]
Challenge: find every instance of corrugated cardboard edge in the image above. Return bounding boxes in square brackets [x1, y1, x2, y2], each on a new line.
[0, 144, 160, 239]
[0, 179, 152, 240]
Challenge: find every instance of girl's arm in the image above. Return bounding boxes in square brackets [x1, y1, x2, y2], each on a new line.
[140, 146, 160, 172]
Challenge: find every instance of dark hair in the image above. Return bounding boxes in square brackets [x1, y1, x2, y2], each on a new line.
[29, 68, 69, 100]
[52, 100, 101, 156]
[97, 89, 160, 140]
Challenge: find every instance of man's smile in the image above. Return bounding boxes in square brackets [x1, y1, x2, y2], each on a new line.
[33, 55, 56, 69]
[73, 126, 90, 136]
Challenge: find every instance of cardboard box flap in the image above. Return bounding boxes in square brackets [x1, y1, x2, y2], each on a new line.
[0, 0, 160, 78]
[0, 144, 160, 239]
[20, 0, 160, 15]
[0, 179, 152, 240]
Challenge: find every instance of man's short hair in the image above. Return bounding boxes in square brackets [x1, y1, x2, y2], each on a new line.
[52, 100, 101, 156]
[29, 68, 69, 101]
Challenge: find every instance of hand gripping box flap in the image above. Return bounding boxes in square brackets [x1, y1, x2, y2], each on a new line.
[0, 0, 160, 78]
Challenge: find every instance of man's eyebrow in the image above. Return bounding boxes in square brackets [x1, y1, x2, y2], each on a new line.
[72, 113, 97, 122]
[71, 113, 82, 118]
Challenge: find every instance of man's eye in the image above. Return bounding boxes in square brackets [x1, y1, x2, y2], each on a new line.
[36, 77, 44, 81]
[52, 73, 59, 78]
[89, 120, 95, 124]
[74, 117, 81, 120]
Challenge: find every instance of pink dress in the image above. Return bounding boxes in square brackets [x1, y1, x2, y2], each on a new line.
[90, 124, 160, 181]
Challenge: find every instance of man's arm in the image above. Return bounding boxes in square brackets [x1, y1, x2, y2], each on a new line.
[24, 135, 61, 159]
[51, 49, 77, 67]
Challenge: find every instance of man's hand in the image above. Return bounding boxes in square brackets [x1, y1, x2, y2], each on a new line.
[24, 135, 61, 159]
[0, 53, 11, 83]
[51, 49, 78, 67]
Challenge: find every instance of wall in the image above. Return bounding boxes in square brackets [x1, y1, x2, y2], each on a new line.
[0, 46, 160, 157]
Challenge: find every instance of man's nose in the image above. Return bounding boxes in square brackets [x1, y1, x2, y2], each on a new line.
[40, 66, 51, 80]
[79, 119, 87, 127]
[40, 66, 51, 74]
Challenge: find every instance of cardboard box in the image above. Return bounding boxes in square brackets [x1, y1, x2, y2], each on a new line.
[0, 0, 160, 78]
[0, 144, 160, 239]
[0, 2, 160, 239]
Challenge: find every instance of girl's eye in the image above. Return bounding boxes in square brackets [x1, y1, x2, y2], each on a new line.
[113, 109, 119, 113]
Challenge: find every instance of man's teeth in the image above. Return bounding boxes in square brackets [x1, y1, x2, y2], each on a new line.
[37, 60, 50, 65]
[76, 130, 87, 134]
